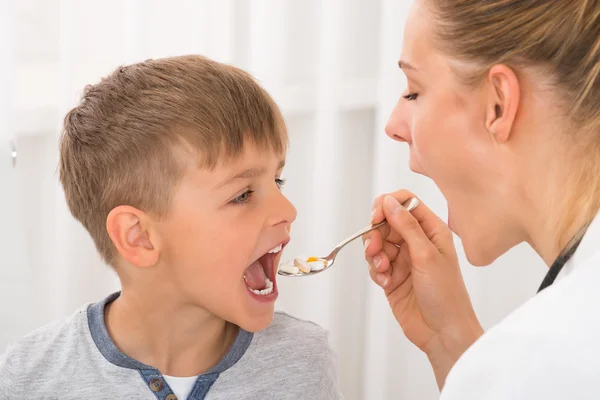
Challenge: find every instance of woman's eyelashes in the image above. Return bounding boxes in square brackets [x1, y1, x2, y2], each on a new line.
[403, 92, 419, 101]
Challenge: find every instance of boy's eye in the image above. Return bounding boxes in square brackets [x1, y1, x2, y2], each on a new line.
[276, 178, 286, 189]
[403, 92, 419, 101]
[230, 179, 286, 205]
[231, 190, 254, 205]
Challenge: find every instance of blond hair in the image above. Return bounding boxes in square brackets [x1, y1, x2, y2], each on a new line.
[60, 55, 287, 265]
[428, 0, 600, 243]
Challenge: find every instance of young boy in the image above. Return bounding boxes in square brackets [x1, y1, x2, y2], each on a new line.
[0, 55, 341, 400]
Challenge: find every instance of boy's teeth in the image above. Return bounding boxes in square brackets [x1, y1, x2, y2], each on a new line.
[250, 277, 274, 296]
[268, 244, 282, 254]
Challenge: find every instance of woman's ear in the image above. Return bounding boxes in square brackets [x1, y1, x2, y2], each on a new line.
[106, 205, 160, 268]
[485, 64, 520, 143]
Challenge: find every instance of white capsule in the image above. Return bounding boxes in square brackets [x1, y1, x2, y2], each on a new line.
[294, 257, 311, 273]
[308, 260, 326, 271]
[279, 263, 299, 275]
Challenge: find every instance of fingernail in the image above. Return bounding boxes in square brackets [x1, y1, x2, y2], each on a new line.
[376, 274, 389, 287]
[373, 255, 382, 270]
[384, 196, 402, 215]
[371, 209, 377, 223]
[364, 239, 371, 251]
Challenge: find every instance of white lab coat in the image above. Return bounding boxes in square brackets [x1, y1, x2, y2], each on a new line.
[441, 213, 600, 399]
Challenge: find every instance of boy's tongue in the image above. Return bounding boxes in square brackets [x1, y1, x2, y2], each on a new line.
[244, 260, 267, 290]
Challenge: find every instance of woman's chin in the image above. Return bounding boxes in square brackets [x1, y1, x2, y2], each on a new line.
[448, 217, 457, 235]
[448, 207, 459, 236]
[462, 238, 500, 267]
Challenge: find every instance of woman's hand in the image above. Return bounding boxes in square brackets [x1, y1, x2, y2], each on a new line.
[363, 190, 483, 389]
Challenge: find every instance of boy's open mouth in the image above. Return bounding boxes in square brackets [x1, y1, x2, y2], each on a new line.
[243, 243, 285, 296]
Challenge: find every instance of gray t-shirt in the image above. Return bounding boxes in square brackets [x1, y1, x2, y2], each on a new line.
[0, 292, 342, 400]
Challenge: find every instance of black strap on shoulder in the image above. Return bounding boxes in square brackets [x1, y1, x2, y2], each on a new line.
[537, 224, 589, 293]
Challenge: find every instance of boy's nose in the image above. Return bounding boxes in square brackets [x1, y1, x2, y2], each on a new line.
[269, 190, 297, 227]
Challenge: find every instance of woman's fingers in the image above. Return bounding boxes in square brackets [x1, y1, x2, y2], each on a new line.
[371, 190, 449, 252]
[363, 225, 383, 258]
[381, 195, 438, 262]
[369, 255, 392, 289]
[366, 189, 456, 291]
[375, 240, 401, 272]
[371, 194, 386, 224]
[365, 190, 413, 256]
[368, 240, 409, 289]
[370, 190, 414, 224]
[365, 231, 399, 271]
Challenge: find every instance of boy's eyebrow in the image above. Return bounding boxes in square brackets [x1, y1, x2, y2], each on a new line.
[217, 159, 286, 189]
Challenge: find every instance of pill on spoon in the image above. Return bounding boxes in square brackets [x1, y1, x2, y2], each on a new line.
[278, 262, 299, 275]
[294, 257, 311, 273]
[308, 260, 326, 271]
[278, 256, 328, 275]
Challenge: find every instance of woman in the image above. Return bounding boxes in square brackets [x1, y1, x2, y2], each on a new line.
[363, 0, 600, 398]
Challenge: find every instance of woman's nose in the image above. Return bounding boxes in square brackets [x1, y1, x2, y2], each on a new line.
[385, 100, 412, 144]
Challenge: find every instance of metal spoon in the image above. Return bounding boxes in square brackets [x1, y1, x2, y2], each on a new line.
[278, 197, 419, 277]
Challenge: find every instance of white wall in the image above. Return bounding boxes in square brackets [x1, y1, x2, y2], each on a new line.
[1, 1, 547, 399]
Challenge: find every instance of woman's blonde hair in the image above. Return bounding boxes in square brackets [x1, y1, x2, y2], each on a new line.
[428, 0, 600, 244]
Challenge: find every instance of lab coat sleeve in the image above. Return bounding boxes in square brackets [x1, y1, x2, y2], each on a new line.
[440, 330, 599, 400]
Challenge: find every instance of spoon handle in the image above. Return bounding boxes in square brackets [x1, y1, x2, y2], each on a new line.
[326, 197, 419, 260]
[327, 221, 387, 259]
[345, 222, 387, 247]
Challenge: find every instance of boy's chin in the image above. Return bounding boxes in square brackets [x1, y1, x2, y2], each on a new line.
[234, 310, 275, 333]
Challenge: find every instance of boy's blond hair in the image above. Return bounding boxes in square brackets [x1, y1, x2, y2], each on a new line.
[59, 55, 287, 266]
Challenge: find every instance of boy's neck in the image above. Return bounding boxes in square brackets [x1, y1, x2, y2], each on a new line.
[105, 290, 238, 377]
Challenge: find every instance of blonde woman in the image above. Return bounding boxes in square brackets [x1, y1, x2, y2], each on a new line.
[363, 0, 600, 398]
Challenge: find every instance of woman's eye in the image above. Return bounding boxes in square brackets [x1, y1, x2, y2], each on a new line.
[231, 190, 254, 205]
[403, 92, 419, 101]
[276, 178, 287, 189]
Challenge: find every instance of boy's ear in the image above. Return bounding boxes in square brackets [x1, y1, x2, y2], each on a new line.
[485, 64, 520, 143]
[106, 206, 159, 268]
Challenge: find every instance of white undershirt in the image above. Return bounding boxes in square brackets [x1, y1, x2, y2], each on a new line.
[163, 375, 199, 400]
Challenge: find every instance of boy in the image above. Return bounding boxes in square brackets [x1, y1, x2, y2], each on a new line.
[0, 55, 341, 400]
